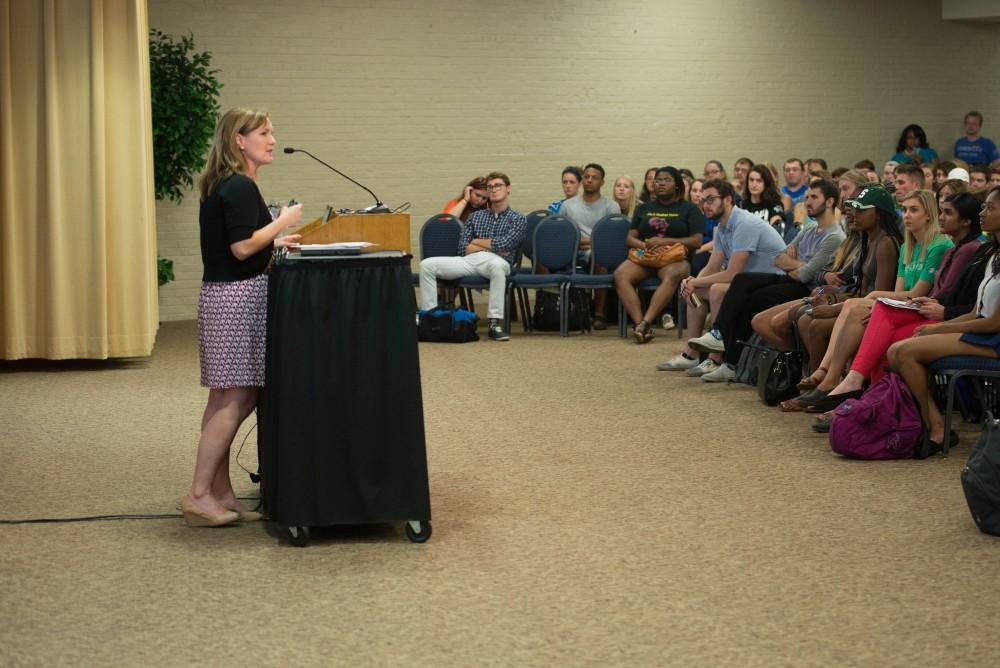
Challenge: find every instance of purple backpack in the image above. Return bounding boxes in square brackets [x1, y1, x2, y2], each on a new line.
[829, 372, 923, 460]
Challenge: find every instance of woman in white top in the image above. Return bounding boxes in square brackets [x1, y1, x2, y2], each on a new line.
[889, 185, 1000, 453]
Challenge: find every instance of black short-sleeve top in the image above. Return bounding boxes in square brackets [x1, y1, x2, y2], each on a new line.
[199, 174, 272, 282]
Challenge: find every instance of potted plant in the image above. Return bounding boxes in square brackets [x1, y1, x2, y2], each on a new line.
[148, 29, 222, 285]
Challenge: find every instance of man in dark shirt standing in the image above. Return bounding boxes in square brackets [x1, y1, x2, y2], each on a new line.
[419, 172, 526, 341]
[613, 166, 704, 343]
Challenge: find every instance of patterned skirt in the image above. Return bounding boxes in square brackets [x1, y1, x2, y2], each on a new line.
[197, 273, 268, 388]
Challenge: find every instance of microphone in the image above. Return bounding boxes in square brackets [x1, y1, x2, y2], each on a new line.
[283, 147, 390, 213]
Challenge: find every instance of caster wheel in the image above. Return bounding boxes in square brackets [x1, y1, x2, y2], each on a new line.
[288, 526, 310, 547]
[405, 520, 432, 543]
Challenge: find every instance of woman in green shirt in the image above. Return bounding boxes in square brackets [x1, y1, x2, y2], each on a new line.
[795, 189, 953, 413]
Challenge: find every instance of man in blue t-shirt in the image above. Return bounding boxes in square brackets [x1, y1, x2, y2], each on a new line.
[780, 158, 808, 212]
[954, 111, 1000, 168]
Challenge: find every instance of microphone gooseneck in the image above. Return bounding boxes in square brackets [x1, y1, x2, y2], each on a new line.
[283, 147, 386, 211]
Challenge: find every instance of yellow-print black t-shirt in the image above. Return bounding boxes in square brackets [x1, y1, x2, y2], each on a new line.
[631, 199, 705, 242]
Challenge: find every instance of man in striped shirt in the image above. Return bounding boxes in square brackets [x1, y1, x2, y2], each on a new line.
[419, 171, 526, 341]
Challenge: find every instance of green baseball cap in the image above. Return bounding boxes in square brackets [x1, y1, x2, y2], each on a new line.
[846, 186, 896, 215]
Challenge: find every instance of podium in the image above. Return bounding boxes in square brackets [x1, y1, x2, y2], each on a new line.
[297, 212, 411, 253]
[258, 254, 432, 547]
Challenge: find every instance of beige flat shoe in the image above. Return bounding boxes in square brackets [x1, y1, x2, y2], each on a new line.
[181, 497, 239, 527]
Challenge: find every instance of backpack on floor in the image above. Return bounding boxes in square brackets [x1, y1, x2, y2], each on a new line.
[961, 413, 1000, 536]
[828, 372, 923, 460]
[417, 308, 479, 343]
[532, 289, 589, 332]
[756, 348, 803, 406]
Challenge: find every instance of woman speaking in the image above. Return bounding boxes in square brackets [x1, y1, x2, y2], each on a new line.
[182, 108, 301, 527]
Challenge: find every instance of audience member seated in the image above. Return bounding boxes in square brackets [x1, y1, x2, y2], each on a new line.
[882, 161, 898, 186]
[793, 186, 902, 389]
[795, 189, 952, 413]
[444, 176, 489, 222]
[854, 159, 875, 172]
[954, 111, 1000, 168]
[559, 163, 621, 329]
[893, 163, 925, 208]
[613, 175, 638, 219]
[703, 160, 726, 182]
[657, 180, 784, 375]
[732, 157, 753, 193]
[820, 192, 985, 402]
[781, 159, 809, 213]
[992, 166, 1000, 187]
[614, 166, 703, 343]
[934, 161, 957, 189]
[889, 186, 1000, 452]
[936, 177, 969, 204]
[890, 123, 939, 165]
[419, 172, 526, 342]
[639, 167, 658, 203]
[740, 164, 785, 228]
[970, 164, 991, 192]
[687, 180, 845, 382]
[548, 166, 582, 213]
[921, 164, 936, 191]
[689, 178, 716, 276]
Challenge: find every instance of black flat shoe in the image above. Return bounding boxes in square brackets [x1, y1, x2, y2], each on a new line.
[797, 388, 831, 407]
[804, 389, 864, 414]
[913, 430, 960, 459]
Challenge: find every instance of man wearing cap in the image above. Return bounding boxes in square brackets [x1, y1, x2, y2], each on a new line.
[954, 111, 1000, 169]
[680, 179, 845, 382]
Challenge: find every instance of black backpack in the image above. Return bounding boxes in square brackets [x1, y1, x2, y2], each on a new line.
[532, 289, 589, 332]
[961, 413, 1000, 536]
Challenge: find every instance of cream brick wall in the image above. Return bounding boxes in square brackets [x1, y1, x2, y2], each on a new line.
[149, 0, 1000, 321]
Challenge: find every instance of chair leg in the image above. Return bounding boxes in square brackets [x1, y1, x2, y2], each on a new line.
[559, 284, 568, 337]
[942, 372, 959, 456]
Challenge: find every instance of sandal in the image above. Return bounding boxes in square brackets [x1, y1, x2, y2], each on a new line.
[779, 397, 807, 412]
[797, 366, 828, 392]
[811, 410, 836, 433]
[633, 320, 654, 344]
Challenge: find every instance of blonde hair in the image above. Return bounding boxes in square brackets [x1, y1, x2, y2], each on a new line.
[901, 189, 942, 265]
[613, 175, 638, 218]
[839, 168, 870, 192]
[199, 107, 270, 201]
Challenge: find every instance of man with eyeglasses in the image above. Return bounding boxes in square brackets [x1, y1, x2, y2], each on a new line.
[419, 171, 526, 341]
[657, 179, 785, 377]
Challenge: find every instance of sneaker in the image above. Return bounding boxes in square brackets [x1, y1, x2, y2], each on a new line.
[701, 363, 736, 383]
[660, 314, 676, 330]
[632, 320, 654, 344]
[686, 358, 719, 377]
[656, 353, 699, 371]
[688, 330, 725, 353]
[487, 318, 509, 341]
[592, 315, 607, 331]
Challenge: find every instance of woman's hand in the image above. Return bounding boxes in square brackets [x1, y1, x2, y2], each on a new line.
[645, 236, 669, 248]
[913, 323, 941, 337]
[462, 185, 474, 203]
[824, 272, 845, 287]
[274, 234, 302, 248]
[279, 203, 303, 229]
[859, 303, 873, 325]
[917, 300, 945, 321]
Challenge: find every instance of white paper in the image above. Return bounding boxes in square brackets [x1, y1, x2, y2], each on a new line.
[877, 297, 920, 310]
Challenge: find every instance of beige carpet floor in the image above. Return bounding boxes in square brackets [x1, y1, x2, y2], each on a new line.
[2, 318, 999, 667]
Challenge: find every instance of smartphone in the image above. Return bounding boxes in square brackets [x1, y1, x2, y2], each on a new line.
[688, 293, 703, 309]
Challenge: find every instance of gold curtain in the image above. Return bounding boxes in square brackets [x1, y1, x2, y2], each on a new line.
[0, 0, 157, 360]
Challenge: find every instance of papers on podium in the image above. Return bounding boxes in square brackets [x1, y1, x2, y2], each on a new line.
[296, 241, 377, 256]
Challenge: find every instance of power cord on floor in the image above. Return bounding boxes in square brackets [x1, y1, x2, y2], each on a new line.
[0, 420, 263, 525]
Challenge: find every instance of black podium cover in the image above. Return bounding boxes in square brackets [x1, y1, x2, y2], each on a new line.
[259, 255, 431, 527]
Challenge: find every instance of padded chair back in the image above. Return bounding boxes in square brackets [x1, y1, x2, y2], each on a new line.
[532, 215, 579, 274]
[590, 214, 631, 272]
[522, 209, 551, 262]
[419, 214, 462, 259]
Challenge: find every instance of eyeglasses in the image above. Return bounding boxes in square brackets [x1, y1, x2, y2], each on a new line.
[485, 184, 507, 192]
[701, 195, 722, 205]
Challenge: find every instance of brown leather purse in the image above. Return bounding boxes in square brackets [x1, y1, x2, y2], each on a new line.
[628, 243, 686, 268]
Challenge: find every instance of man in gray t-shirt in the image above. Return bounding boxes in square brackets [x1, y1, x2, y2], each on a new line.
[557, 163, 621, 328]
